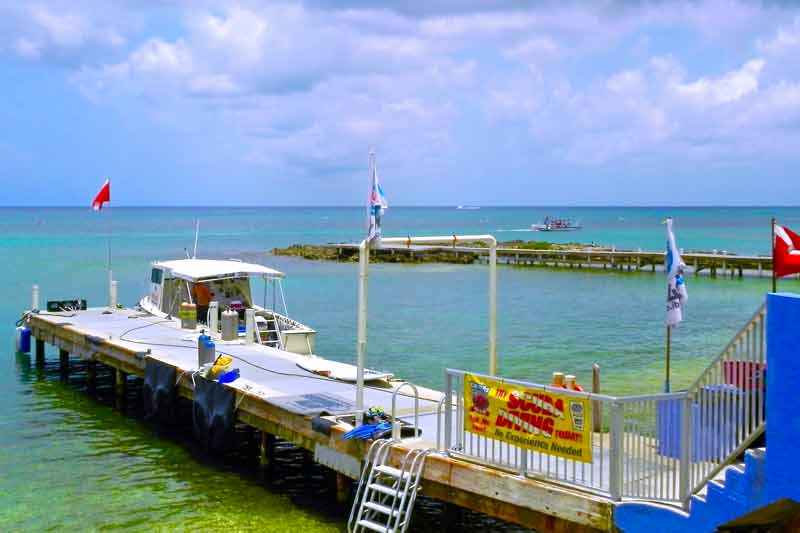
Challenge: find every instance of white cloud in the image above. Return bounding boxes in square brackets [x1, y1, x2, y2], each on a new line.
[758, 16, 800, 56]
[14, 37, 41, 60]
[32, 0, 800, 181]
[28, 4, 88, 48]
[675, 59, 764, 105]
[3, 2, 128, 63]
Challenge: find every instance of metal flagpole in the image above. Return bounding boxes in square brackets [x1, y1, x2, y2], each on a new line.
[107, 202, 113, 307]
[665, 324, 671, 393]
[772, 217, 777, 293]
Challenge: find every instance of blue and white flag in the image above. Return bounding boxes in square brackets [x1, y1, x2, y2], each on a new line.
[665, 217, 688, 326]
[367, 151, 388, 242]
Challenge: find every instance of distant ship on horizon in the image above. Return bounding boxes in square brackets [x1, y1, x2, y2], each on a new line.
[456, 205, 481, 210]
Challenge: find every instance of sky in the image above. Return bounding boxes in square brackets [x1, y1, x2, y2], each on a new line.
[1, 0, 800, 206]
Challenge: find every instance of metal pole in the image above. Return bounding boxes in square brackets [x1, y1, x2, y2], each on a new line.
[489, 238, 497, 375]
[609, 401, 623, 501]
[444, 370, 453, 452]
[665, 325, 671, 393]
[679, 394, 692, 509]
[193, 219, 200, 259]
[356, 239, 369, 425]
[107, 205, 113, 307]
[771, 217, 777, 293]
[110, 280, 118, 309]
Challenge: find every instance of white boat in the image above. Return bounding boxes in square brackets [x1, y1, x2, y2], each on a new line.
[456, 205, 481, 210]
[532, 216, 582, 232]
[139, 258, 317, 355]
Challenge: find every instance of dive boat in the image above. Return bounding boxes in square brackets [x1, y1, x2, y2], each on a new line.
[532, 216, 582, 232]
[139, 258, 317, 355]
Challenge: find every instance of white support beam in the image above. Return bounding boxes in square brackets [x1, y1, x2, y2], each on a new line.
[356, 234, 498, 418]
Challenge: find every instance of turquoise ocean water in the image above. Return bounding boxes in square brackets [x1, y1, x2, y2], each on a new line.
[2, 206, 799, 531]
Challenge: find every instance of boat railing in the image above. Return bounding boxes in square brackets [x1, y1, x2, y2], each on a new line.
[440, 309, 768, 508]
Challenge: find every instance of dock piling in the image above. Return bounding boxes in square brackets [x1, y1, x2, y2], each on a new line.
[333, 472, 352, 505]
[87, 360, 97, 392]
[442, 502, 463, 532]
[592, 364, 601, 432]
[32, 284, 39, 311]
[259, 431, 275, 480]
[59, 348, 69, 375]
[35, 338, 45, 366]
[115, 369, 128, 399]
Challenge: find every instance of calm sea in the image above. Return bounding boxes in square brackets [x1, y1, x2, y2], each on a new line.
[2, 206, 798, 531]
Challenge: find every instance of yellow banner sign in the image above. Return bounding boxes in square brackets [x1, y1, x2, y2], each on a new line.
[464, 373, 593, 463]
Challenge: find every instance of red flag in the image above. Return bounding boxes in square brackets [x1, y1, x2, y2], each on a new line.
[774, 223, 800, 278]
[92, 179, 110, 211]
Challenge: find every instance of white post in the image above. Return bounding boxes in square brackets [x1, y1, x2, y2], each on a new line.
[356, 240, 369, 425]
[245, 308, 256, 344]
[609, 402, 623, 501]
[489, 239, 497, 375]
[32, 285, 40, 311]
[208, 301, 219, 332]
[679, 395, 692, 508]
[110, 280, 118, 308]
[192, 219, 200, 259]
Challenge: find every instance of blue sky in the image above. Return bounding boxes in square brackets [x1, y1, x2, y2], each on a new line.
[2, 1, 800, 206]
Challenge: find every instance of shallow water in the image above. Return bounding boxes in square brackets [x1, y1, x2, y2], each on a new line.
[1, 206, 796, 530]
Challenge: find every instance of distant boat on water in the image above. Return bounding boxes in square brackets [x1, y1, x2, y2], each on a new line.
[532, 216, 583, 232]
[456, 205, 481, 210]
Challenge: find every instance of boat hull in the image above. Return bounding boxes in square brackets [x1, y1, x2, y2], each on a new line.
[532, 224, 582, 232]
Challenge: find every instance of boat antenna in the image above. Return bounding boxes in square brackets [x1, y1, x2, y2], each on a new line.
[192, 219, 200, 259]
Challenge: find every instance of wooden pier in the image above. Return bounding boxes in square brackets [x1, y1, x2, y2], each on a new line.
[321, 243, 779, 279]
[24, 308, 615, 532]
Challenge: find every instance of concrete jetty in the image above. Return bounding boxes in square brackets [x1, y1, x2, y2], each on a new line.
[312, 243, 777, 278]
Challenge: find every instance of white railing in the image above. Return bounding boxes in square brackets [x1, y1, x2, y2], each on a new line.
[442, 370, 689, 501]
[441, 301, 767, 508]
[685, 302, 766, 494]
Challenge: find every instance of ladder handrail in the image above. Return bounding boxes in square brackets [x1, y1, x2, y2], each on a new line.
[391, 382, 420, 440]
[389, 448, 435, 533]
[349, 440, 435, 533]
[348, 439, 393, 532]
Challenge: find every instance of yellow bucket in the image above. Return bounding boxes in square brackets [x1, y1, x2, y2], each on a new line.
[208, 355, 233, 379]
[179, 302, 197, 319]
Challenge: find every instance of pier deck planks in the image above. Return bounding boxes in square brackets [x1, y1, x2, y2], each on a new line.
[26, 307, 614, 531]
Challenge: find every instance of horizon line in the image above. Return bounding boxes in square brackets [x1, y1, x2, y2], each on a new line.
[1, 204, 800, 209]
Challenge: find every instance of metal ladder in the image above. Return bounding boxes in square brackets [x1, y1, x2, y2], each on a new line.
[348, 439, 433, 533]
[257, 316, 283, 350]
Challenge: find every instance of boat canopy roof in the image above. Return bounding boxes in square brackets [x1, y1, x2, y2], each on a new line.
[154, 259, 285, 282]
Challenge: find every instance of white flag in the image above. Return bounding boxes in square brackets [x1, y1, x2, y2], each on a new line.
[366, 151, 388, 242]
[665, 217, 688, 326]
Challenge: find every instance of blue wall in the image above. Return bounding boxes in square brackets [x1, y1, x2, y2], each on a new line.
[765, 292, 800, 503]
